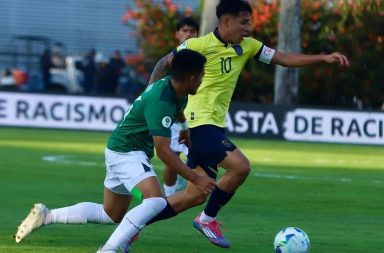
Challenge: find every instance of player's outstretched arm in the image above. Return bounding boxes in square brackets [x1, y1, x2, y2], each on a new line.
[271, 50, 350, 68]
[148, 52, 174, 84]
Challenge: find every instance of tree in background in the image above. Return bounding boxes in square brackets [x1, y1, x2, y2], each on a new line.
[241, 0, 383, 109]
[123, 0, 383, 109]
[122, 0, 196, 83]
[299, 0, 384, 109]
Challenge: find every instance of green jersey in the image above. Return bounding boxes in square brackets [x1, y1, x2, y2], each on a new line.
[176, 30, 272, 128]
[107, 76, 187, 158]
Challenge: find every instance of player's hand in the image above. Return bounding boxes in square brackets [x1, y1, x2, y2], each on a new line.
[178, 129, 191, 148]
[192, 175, 216, 195]
[325, 52, 350, 67]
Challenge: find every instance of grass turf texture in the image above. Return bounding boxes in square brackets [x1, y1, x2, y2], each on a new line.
[0, 127, 383, 253]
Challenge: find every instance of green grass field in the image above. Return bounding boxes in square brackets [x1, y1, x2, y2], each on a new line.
[0, 127, 383, 253]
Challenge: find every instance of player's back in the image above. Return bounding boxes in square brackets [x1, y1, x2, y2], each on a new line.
[107, 76, 185, 158]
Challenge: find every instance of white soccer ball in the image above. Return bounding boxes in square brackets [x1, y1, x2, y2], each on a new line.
[273, 227, 310, 253]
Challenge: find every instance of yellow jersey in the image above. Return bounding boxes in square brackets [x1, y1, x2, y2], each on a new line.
[176, 30, 265, 128]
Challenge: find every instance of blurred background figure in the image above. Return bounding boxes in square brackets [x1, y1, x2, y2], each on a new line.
[40, 49, 53, 91]
[116, 55, 136, 101]
[80, 48, 97, 94]
[106, 50, 125, 95]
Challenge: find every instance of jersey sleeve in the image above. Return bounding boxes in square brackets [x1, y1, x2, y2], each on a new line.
[246, 37, 264, 58]
[143, 100, 174, 137]
[175, 37, 204, 54]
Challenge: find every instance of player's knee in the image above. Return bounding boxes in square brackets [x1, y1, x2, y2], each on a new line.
[107, 210, 125, 223]
[236, 159, 251, 180]
[143, 197, 167, 213]
[241, 162, 251, 177]
[103, 207, 126, 223]
[189, 192, 208, 206]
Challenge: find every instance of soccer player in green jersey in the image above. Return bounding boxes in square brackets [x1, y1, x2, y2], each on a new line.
[163, 17, 200, 197]
[14, 49, 215, 253]
[145, 0, 350, 249]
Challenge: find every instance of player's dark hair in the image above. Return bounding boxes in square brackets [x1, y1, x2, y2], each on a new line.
[176, 17, 199, 33]
[171, 49, 206, 81]
[216, 0, 252, 19]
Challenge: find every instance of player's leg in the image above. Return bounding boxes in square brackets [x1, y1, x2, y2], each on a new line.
[193, 148, 250, 248]
[98, 177, 166, 253]
[189, 147, 250, 248]
[163, 123, 188, 196]
[103, 188, 133, 223]
[163, 164, 178, 196]
[147, 165, 210, 226]
[15, 147, 134, 243]
[189, 126, 249, 248]
[204, 147, 250, 218]
[15, 189, 131, 244]
[14, 194, 127, 243]
[98, 150, 166, 253]
[43, 187, 132, 225]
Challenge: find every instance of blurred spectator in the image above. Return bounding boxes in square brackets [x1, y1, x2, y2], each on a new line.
[80, 48, 97, 94]
[106, 50, 125, 95]
[116, 64, 135, 100]
[0, 69, 27, 91]
[40, 49, 53, 91]
[0, 69, 16, 91]
[95, 58, 109, 95]
[0, 69, 15, 85]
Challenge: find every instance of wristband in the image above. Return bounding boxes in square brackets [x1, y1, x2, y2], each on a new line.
[179, 121, 188, 131]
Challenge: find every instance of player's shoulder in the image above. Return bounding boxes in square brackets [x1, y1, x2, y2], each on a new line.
[242, 37, 263, 47]
[178, 33, 213, 51]
[240, 37, 264, 57]
[142, 77, 168, 99]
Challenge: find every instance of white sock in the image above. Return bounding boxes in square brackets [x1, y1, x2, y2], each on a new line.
[102, 197, 167, 251]
[45, 202, 115, 225]
[199, 211, 215, 223]
[163, 184, 176, 197]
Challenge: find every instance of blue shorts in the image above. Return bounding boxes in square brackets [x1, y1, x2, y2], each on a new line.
[187, 125, 237, 179]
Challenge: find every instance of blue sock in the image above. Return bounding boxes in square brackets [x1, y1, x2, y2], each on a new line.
[146, 200, 177, 225]
[204, 186, 234, 217]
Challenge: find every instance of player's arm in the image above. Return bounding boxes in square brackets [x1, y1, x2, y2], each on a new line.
[271, 50, 349, 67]
[148, 52, 174, 84]
[177, 112, 191, 148]
[153, 136, 215, 194]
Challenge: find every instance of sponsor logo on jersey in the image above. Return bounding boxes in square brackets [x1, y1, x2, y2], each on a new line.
[162, 116, 172, 128]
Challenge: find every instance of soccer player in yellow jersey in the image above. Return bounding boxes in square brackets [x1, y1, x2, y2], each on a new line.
[146, 0, 350, 249]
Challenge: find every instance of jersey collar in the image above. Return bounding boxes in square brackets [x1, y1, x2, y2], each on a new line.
[213, 27, 243, 55]
[213, 27, 230, 47]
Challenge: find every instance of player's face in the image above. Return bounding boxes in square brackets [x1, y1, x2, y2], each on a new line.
[227, 12, 251, 44]
[188, 70, 205, 95]
[176, 25, 198, 43]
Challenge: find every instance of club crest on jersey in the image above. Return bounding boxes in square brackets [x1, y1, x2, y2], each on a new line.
[232, 45, 243, 55]
[162, 116, 172, 128]
[179, 41, 188, 49]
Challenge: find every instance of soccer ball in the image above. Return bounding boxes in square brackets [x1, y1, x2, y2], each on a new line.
[273, 227, 310, 253]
